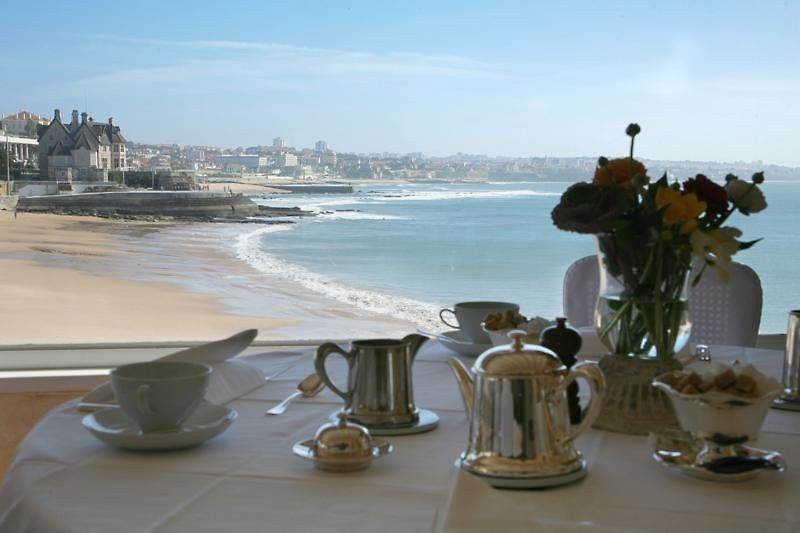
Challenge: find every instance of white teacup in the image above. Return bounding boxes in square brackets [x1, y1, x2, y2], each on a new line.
[111, 361, 212, 432]
[439, 301, 519, 343]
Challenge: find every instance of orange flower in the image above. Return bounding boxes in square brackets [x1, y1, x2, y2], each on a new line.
[593, 158, 646, 188]
[655, 187, 707, 233]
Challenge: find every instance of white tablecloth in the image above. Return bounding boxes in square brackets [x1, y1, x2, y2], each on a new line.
[0, 344, 797, 532]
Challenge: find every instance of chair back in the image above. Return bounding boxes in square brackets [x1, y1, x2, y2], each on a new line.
[689, 262, 762, 347]
[562, 256, 599, 328]
[562, 256, 762, 347]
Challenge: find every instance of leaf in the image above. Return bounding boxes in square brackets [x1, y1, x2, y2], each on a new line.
[737, 238, 762, 250]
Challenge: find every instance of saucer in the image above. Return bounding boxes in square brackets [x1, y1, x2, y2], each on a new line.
[293, 437, 393, 472]
[649, 429, 786, 482]
[328, 408, 439, 436]
[457, 457, 588, 489]
[438, 330, 492, 357]
[82, 401, 237, 451]
[772, 396, 800, 412]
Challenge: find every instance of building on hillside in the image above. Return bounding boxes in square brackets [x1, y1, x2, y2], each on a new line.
[300, 149, 320, 166]
[320, 150, 337, 167]
[273, 137, 286, 149]
[278, 152, 298, 168]
[214, 154, 268, 173]
[315, 140, 328, 152]
[1, 110, 49, 138]
[37, 109, 128, 181]
[149, 154, 172, 172]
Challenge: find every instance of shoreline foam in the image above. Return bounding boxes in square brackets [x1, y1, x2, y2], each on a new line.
[234, 225, 442, 330]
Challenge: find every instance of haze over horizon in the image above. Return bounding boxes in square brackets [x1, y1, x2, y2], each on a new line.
[2, 1, 798, 166]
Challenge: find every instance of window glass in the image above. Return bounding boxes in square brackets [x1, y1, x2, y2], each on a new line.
[0, 1, 797, 367]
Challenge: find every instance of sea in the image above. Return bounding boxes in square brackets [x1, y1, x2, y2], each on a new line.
[233, 180, 799, 333]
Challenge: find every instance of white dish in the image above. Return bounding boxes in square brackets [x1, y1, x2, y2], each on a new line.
[82, 401, 237, 451]
[438, 330, 492, 357]
[481, 317, 553, 347]
[653, 363, 782, 441]
[649, 429, 785, 482]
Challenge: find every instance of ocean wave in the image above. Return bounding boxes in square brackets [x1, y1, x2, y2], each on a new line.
[254, 187, 559, 213]
[318, 211, 407, 221]
[235, 226, 441, 327]
[372, 189, 560, 201]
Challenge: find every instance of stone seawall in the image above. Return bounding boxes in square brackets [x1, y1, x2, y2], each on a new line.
[17, 191, 259, 218]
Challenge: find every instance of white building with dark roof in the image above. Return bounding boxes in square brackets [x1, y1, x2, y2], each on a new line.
[37, 109, 128, 181]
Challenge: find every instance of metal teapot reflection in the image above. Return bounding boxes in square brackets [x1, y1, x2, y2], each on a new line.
[449, 330, 606, 482]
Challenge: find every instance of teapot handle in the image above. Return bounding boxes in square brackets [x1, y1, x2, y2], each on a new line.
[560, 362, 606, 445]
[314, 343, 355, 407]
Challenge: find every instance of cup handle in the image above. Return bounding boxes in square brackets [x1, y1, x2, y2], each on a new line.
[439, 308, 459, 330]
[559, 362, 606, 445]
[136, 384, 156, 416]
[314, 343, 354, 407]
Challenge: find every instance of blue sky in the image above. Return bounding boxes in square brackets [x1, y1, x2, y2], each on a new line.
[2, 1, 798, 165]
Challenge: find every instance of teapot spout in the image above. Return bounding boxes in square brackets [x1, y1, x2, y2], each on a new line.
[447, 358, 473, 417]
[401, 333, 429, 361]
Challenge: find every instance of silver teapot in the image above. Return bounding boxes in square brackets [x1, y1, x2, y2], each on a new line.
[449, 331, 606, 481]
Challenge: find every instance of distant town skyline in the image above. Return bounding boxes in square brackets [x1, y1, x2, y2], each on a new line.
[3, 1, 799, 166]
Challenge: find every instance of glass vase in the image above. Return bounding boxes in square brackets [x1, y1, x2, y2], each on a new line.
[592, 234, 691, 435]
[594, 234, 692, 358]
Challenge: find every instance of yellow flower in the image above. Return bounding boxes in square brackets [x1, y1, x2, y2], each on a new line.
[690, 227, 742, 282]
[655, 188, 706, 232]
[593, 158, 646, 188]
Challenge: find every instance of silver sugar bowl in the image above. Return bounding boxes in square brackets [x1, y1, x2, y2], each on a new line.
[292, 412, 393, 472]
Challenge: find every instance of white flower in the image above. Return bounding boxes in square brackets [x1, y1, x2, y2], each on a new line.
[690, 227, 742, 282]
[725, 179, 767, 213]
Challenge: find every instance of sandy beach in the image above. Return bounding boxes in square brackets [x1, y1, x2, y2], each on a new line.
[0, 212, 414, 345]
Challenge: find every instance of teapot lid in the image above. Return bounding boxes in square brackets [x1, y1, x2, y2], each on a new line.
[473, 330, 565, 376]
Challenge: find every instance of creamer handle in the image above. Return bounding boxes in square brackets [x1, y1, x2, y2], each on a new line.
[314, 343, 354, 407]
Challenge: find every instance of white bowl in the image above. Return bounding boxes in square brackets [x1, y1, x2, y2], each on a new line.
[481, 317, 553, 347]
[653, 364, 782, 443]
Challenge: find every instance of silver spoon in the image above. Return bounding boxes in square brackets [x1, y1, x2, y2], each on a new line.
[266, 373, 324, 415]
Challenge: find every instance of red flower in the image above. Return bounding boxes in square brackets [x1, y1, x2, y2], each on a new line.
[682, 174, 728, 219]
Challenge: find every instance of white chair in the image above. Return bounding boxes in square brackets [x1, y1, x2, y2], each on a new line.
[562, 256, 599, 329]
[562, 255, 763, 347]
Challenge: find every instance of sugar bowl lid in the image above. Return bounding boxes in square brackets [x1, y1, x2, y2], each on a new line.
[312, 412, 373, 463]
[473, 330, 564, 376]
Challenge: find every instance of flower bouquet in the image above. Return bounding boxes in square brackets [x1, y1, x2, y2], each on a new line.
[551, 124, 767, 434]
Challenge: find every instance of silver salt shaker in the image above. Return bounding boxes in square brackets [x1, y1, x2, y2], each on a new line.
[774, 310, 800, 411]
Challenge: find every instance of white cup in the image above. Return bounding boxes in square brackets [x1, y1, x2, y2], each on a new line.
[111, 361, 211, 432]
[439, 301, 520, 343]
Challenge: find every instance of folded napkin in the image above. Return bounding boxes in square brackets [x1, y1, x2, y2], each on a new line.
[79, 329, 263, 411]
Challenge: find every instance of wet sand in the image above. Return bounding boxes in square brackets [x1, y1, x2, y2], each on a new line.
[0, 212, 414, 345]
